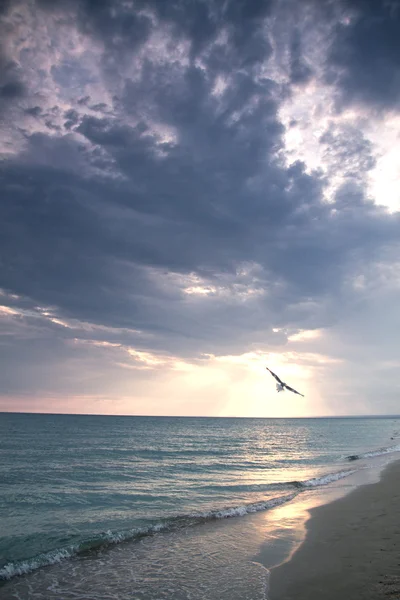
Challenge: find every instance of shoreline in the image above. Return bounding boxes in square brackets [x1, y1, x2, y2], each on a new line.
[268, 458, 400, 600]
[1, 462, 399, 600]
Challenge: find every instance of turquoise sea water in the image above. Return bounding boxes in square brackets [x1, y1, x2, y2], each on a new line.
[1, 413, 400, 598]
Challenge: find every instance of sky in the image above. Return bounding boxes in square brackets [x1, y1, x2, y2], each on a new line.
[1, 0, 400, 417]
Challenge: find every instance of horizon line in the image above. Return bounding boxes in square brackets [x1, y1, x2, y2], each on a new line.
[1, 411, 400, 419]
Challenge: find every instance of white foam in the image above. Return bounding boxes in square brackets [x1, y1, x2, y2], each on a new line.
[347, 443, 400, 461]
[193, 493, 298, 520]
[301, 469, 356, 487]
[0, 466, 370, 583]
[360, 444, 400, 458]
[0, 547, 78, 581]
[102, 522, 170, 544]
[0, 520, 184, 583]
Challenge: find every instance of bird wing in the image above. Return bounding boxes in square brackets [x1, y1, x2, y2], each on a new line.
[266, 367, 284, 385]
[284, 384, 304, 397]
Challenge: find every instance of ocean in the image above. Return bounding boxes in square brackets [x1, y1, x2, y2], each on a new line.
[1, 413, 400, 599]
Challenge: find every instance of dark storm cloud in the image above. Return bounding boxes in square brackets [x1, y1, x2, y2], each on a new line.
[37, 0, 273, 67]
[135, 0, 273, 65]
[1, 0, 400, 404]
[63, 109, 80, 130]
[0, 79, 25, 98]
[2, 117, 397, 353]
[327, 0, 400, 109]
[0, 55, 26, 113]
[25, 106, 43, 117]
[289, 29, 313, 84]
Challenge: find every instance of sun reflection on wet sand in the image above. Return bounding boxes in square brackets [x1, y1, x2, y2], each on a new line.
[254, 486, 354, 572]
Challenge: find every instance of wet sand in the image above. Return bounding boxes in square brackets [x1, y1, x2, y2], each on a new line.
[269, 459, 400, 600]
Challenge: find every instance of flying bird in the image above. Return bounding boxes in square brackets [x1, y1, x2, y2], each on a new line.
[266, 367, 304, 397]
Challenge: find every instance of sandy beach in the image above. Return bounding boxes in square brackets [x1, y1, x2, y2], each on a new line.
[269, 459, 400, 600]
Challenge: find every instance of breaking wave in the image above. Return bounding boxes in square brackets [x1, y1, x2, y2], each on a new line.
[0, 493, 296, 582]
[346, 443, 400, 462]
[293, 469, 356, 488]
[0, 465, 361, 583]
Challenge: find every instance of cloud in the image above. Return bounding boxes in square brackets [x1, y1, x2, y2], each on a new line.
[326, 0, 400, 110]
[289, 28, 313, 84]
[1, 0, 400, 415]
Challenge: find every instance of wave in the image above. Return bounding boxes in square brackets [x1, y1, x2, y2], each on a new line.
[295, 469, 356, 488]
[195, 481, 292, 493]
[0, 547, 80, 582]
[192, 492, 297, 519]
[192, 469, 358, 494]
[0, 466, 363, 583]
[346, 443, 400, 462]
[0, 493, 296, 582]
